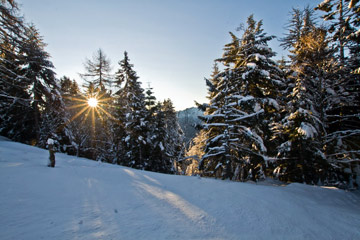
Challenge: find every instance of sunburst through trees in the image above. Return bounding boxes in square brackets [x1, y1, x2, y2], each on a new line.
[87, 97, 98, 108]
[66, 92, 115, 132]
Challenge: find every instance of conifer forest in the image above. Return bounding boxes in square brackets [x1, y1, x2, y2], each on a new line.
[1, 0, 360, 188]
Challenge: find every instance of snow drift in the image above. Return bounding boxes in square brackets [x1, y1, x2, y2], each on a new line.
[0, 137, 359, 240]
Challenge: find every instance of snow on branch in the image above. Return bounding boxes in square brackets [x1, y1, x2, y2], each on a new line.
[246, 63, 257, 69]
[250, 53, 266, 61]
[208, 146, 225, 152]
[265, 98, 280, 110]
[297, 122, 318, 139]
[237, 126, 267, 153]
[326, 130, 360, 143]
[0, 93, 33, 103]
[210, 134, 225, 144]
[203, 123, 228, 128]
[202, 151, 226, 159]
[327, 150, 360, 157]
[227, 109, 264, 122]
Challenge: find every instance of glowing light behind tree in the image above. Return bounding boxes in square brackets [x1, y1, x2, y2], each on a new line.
[87, 97, 98, 108]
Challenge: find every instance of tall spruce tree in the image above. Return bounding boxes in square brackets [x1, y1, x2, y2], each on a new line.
[275, 25, 338, 184]
[280, 6, 317, 50]
[21, 25, 66, 146]
[315, 0, 355, 65]
[316, 0, 360, 187]
[67, 83, 94, 158]
[199, 15, 284, 181]
[160, 99, 184, 173]
[111, 82, 126, 165]
[1, 1, 70, 149]
[114, 51, 149, 169]
[0, 0, 34, 142]
[59, 77, 84, 156]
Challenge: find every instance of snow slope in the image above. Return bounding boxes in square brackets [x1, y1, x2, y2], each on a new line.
[0, 137, 360, 240]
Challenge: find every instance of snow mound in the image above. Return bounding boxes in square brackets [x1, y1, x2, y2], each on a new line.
[0, 138, 359, 240]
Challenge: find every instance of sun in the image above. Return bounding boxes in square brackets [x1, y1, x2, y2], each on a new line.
[87, 97, 98, 108]
[65, 92, 117, 131]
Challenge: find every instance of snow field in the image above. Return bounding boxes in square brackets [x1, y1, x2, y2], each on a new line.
[0, 138, 360, 240]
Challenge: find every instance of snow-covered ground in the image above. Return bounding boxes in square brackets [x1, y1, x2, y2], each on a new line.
[0, 137, 359, 240]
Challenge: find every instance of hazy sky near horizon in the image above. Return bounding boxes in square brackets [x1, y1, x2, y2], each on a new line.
[17, 0, 319, 110]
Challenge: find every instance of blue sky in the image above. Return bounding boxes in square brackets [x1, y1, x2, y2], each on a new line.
[17, 0, 319, 110]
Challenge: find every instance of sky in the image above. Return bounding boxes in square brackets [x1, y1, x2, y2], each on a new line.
[17, 0, 319, 110]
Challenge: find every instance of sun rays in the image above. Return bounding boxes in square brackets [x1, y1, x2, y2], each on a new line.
[65, 92, 116, 131]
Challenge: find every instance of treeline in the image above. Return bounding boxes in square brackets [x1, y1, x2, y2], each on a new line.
[1, 0, 360, 186]
[59, 50, 184, 173]
[0, 0, 183, 173]
[186, 3, 360, 188]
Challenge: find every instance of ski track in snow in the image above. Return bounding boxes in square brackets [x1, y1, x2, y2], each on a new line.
[0, 138, 360, 240]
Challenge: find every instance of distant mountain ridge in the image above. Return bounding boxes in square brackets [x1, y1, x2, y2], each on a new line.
[177, 107, 203, 144]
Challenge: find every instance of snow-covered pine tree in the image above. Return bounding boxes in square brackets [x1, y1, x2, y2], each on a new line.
[277, 6, 316, 114]
[60, 76, 79, 96]
[280, 6, 317, 50]
[19, 26, 69, 149]
[275, 26, 338, 184]
[275, 7, 317, 183]
[199, 15, 284, 181]
[64, 81, 94, 158]
[315, 0, 360, 187]
[110, 76, 127, 165]
[20, 25, 52, 143]
[315, 0, 355, 65]
[142, 85, 161, 172]
[1, 2, 71, 149]
[143, 89, 184, 173]
[228, 15, 284, 181]
[160, 99, 184, 173]
[145, 83, 157, 110]
[38, 79, 76, 154]
[59, 77, 83, 155]
[185, 63, 220, 175]
[39, 86, 69, 152]
[197, 61, 229, 178]
[345, 1, 360, 187]
[143, 83, 160, 170]
[114, 51, 150, 169]
[20, 25, 72, 149]
[0, 0, 35, 142]
[147, 101, 169, 173]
